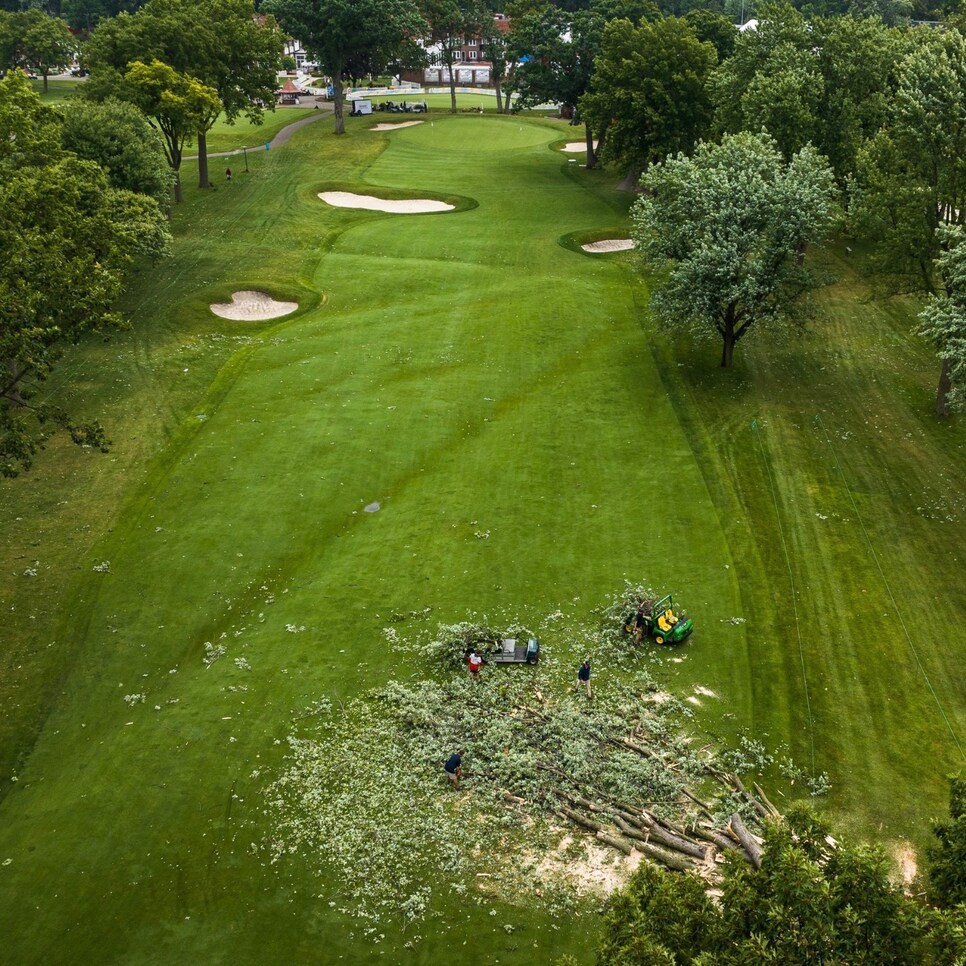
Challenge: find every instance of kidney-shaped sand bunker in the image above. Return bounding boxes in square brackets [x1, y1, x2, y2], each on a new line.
[209, 290, 299, 320]
[581, 239, 635, 253]
[319, 191, 454, 213]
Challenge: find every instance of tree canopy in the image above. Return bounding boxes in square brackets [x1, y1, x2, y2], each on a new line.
[631, 131, 838, 368]
[59, 95, 173, 204]
[0, 70, 170, 476]
[82, 0, 282, 189]
[917, 225, 966, 416]
[580, 15, 716, 178]
[264, 0, 426, 134]
[597, 805, 960, 965]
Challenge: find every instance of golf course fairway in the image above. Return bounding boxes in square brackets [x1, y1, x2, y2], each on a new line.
[1, 111, 964, 963]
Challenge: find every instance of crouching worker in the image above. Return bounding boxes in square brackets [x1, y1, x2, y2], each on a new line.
[444, 750, 464, 790]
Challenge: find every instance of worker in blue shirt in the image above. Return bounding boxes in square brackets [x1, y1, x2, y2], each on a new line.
[444, 750, 464, 789]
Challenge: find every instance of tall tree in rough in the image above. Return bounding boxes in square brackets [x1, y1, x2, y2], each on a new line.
[481, 12, 512, 113]
[632, 132, 837, 368]
[264, 0, 425, 134]
[120, 58, 220, 202]
[851, 27, 966, 412]
[0, 70, 170, 476]
[421, 0, 484, 113]
[916, 226, 966, 416]
[813, 14, 901, 181]
[580, 16, 716, 182]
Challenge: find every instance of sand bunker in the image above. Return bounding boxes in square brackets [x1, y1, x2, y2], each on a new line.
[582, 239, 635, 253]
[209, 290, 298, 320]
[562, 141, 598, 152]
[370, 120, 424, 131]
[318, 191, 453, 213]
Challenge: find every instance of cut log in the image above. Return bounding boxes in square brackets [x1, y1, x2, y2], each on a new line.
[613, 815, 648, 841]
[730, 813, 763, 869]
[635, 840, 700, 872]
[597, 831, 634, 856]
[559, 806, 605, 834]
[638, 819, 709, 861]
[692, 824, 743, 854]
[753, 782, 783, 819]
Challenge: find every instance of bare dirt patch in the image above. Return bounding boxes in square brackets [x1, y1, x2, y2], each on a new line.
[534, 835, 640, 896]
[209, 290, 298, 320]
[370, 120, 425, 131]
[581, 239, 635, 253]
[318, 191, 454, 213]
[895, 844, 918, 886]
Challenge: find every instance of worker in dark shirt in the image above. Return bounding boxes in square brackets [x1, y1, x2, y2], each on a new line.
[577, 659, 592, 699]
[444, 750, 464, 789]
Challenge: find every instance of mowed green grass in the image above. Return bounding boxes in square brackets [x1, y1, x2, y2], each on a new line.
[0, 115, 744, 963]
[1, 108, 964, 964]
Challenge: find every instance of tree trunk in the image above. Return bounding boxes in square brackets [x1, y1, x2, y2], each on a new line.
[585, 123, 596, 170]
[720, 303, 739, 367]
[43, 70, 49, 94]
[5, 358, 25, 407]
[729, 813, 763, 868]
[936, 357, 953, 417]
[494, 80, 503, 114]
[333, 74, 346, 135]
[197, 131, 210, 189]
[174, 170, 183, 204]
[449, 68, 457, 114]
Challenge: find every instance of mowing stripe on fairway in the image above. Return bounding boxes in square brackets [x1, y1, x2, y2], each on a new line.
[752, 417, 816, 778]
[815, 413, 966, 763]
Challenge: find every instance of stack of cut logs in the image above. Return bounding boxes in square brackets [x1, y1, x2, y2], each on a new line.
[554, 772, 783, 879]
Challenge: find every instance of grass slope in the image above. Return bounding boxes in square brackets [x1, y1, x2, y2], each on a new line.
[0, 115, 742, 963]
[1, 110, 964, 963]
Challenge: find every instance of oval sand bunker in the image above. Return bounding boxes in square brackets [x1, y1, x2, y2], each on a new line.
[209, 290, 298, 320]
[562, 141, 598, 152]
[581, 239, 635, 253]
[370, 120, 425, 131]
[319, 191, 453, 213]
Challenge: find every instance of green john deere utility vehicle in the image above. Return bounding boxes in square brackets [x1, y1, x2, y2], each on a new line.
[623, 594, 693, 645]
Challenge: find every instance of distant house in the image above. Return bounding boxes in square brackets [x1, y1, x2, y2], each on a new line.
[401, 13, 510, 89]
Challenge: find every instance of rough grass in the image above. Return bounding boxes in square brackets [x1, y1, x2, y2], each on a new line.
[0, 110, 964, 964]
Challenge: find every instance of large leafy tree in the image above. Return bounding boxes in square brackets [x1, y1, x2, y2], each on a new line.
[506, 5, 605, 166]
[599, 807, 933, 965]
[632, 131, 837, 368]
[0, 70, 170, 476]
[917, 226, 966, 416]
[83, 0, 282, 189]
[711, 0, 821, 159]
[264, 0, 425, 135]
[580, 16, 716, 180]
[59, 95, 173, 204]
[926, 772, 966, 908]
[851, 27, 966, 413]
[20, 9, 75, 91]
[119, 58, 220, 202]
